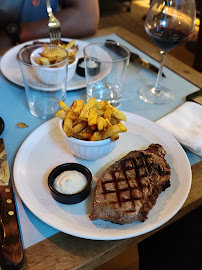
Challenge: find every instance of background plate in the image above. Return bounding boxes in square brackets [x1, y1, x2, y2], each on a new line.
[0, 38, 88, 91]
[13, 112, 191, 240]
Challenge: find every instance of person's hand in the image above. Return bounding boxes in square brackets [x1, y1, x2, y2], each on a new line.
[32, 0, 40, 6]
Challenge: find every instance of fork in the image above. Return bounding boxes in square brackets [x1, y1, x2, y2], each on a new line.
[46, 0, 61, 45]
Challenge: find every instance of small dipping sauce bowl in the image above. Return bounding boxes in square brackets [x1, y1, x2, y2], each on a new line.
[48, 163, 92, 204]
[76, 58, 86, 77]
[76, 57, 100, 77]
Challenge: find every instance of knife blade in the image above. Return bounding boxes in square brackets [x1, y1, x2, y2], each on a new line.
[105, 39, 166, 78]
[0, 138, 24, 269]
[186, 89, 202, 105]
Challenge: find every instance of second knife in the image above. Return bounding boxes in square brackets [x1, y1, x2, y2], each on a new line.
[105, 39, 166, 78]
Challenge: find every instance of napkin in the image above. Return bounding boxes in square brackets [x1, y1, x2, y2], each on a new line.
[156, 101, 202, 157]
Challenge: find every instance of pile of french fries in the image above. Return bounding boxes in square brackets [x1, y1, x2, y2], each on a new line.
[59, 39, 77, 64]
[33, 39, 77, 66]
[56, 98, 127, 141]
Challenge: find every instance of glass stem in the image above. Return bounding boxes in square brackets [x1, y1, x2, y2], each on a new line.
[154, 51, 167, 92]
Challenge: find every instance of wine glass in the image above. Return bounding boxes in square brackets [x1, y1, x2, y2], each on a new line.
[139, 0, 196, 104]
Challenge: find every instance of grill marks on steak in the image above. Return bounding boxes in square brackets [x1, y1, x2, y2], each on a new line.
[90, 144, 171, 224]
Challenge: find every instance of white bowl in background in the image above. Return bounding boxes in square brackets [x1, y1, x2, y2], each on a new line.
[59, 119, 118, 160]
[66, 56, 78, 82]
[30, 47, 78, 85]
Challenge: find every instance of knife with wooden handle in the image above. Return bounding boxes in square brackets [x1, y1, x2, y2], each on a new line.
[0, 138, 24, 269]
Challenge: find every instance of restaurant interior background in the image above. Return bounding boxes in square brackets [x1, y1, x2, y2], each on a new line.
[95, 1, 201, 269]
[99, 0, 200, 69]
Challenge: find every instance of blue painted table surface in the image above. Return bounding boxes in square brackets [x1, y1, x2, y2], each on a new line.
[0, 33, 201, 249]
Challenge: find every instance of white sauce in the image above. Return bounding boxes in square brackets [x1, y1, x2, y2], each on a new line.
[53, 170, 87, 195]
[79, 61, 85, 68]
[87, 59, 98, 68]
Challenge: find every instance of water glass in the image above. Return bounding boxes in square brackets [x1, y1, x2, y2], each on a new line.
[84, 41, 130, 107]
[18, 44, 68, 119]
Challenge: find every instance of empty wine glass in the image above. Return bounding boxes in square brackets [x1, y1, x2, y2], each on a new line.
[139, 0, 196, 104]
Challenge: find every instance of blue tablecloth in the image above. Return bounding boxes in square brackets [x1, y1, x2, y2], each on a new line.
[0, 34, 201, 248]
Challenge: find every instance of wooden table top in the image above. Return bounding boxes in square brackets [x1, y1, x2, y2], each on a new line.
[1, 27, 202, 270]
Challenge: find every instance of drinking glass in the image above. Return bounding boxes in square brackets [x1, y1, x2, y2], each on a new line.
[84, 41, 130, 108]
[139, 0, 196, 104]
[18, 44, 68, 119]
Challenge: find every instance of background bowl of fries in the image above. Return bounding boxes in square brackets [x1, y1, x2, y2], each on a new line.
[30, 45, 78, 85]
[56, 98, 127, 160]
[59, 119, 118, 160]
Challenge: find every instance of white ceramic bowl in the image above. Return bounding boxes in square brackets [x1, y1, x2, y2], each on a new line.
[30, 47, 78, 85]
[59, 119, 118, 160]
[66, 56, 78, 82]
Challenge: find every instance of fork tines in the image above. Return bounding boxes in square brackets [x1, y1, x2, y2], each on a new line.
[49, 26, 61, 45]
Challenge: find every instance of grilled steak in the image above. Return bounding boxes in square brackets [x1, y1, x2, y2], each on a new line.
[90, 144, 171, 224]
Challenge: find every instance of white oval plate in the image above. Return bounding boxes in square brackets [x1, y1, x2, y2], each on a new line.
[13, 112, 191, 240]
[0, 38, 88, 91]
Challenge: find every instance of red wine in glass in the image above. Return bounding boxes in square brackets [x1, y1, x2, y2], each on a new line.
[148, 27, 193, 52]
[139, 0, 196, 104]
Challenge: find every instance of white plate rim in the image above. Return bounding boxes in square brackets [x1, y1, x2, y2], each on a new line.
[13, 112, 192, 240]
[0, 38, 89, 91]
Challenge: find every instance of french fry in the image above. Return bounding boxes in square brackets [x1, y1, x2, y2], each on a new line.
[73, 126, 94, 140]
[55, 109, 66, 120]
[66, 102, 79, 121]
[110, 134, 119, 141]
[59, 100, 69, 111]
[101, 123, 127, 140]
[112, 107, 127, 121]
[73, 100, 84, 115]
[73, 133, 84, 140]
[65, 39, 76, 51]
[66, 129, 74, 137]
[67, 111, 78, 121]
[89, 124, 97, 131]
[103, 107, 113, 120]
[86, 125, 93, 133]
[110, 117, 119, 125]
[104, 101, 113, 109]
[72, 121, 88, 135]
[105, 118, 112, 128]
[94, 100, 105, 110]
[80, 132, 94, 139]
[79, 98, 97, 121]
[72, 118, 83, 127]
[97, 109, 104, 117]
[38, 56, 50, 65]
[97, 116, 107, 130]
[90, 131, 102, 141]
[63, 116, 73, 137]
[88, 107, 98, 126]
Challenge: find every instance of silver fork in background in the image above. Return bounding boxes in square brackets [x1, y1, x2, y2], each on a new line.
[46, 0, 61, 45]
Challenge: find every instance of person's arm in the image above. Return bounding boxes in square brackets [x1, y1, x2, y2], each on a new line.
[20, 0, 100, 42]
